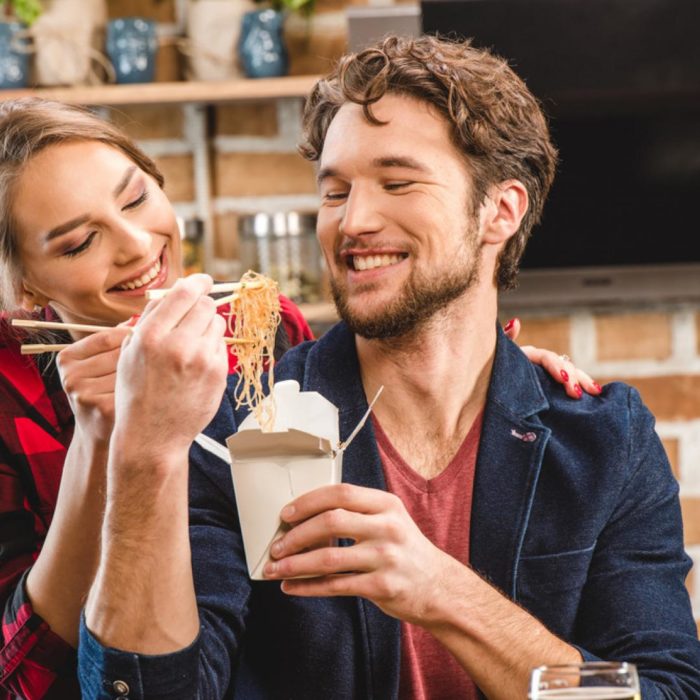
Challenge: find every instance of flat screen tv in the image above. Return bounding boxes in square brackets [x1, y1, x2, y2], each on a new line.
[421, 0, 700, 306]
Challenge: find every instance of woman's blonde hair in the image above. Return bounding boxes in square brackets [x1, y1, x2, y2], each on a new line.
[0, 98, 164, 311]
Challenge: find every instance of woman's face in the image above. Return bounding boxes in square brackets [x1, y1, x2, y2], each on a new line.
[13, 140, 183, 326]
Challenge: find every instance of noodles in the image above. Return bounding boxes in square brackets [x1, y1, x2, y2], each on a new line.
[224, 271, 281, 431]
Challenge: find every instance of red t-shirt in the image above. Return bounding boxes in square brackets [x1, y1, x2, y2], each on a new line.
[372, 413, 483, 700]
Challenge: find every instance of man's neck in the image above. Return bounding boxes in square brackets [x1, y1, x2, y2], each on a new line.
[355, 293, 497, 477]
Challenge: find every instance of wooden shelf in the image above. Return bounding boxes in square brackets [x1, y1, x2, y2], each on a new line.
[0, 75, 322, 106]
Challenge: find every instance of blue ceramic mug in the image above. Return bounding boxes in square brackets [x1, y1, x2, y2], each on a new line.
[0, 21, 29, 89]
[238, 9, 288, 79]
[106, 17, 158, 84]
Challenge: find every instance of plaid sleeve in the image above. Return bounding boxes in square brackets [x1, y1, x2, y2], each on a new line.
[0, 324, 78, 699]
[279, 295, 314, 345]
[0, 571, 77, 699]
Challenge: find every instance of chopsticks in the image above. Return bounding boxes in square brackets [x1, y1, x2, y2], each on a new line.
[21, 344, 72, 355]
[12, 319, 113, 334]
[12, 318, 255, 355]
[145, 280, 264, 301]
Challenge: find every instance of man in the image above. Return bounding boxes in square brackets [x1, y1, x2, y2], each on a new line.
[78, 35, 700, 699]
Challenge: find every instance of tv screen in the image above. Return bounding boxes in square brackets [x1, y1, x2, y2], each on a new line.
[421, 0, 700, 305]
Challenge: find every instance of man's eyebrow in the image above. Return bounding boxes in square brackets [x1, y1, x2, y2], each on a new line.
[317, 166, 338, 185]
[317, 156, 430, 185]
[113, 165, 137, 198]
[46, 215, 91, 242]
[372, 156, 431, 172]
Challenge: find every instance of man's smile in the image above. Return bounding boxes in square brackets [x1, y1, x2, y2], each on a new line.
[341, 249, 409, 273]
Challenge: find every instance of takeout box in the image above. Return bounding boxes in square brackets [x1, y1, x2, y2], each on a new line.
[227, 380, 377, 580]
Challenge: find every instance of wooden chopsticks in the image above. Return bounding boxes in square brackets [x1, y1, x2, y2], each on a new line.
[12, 319, 113, 334]
[12, 318, 254, 355]
[144, 280, 264, 301]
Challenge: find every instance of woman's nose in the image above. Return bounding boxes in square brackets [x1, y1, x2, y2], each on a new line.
[113, 221, 152, 264]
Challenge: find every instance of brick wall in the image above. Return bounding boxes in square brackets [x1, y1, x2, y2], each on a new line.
[508, 307, 700, 634]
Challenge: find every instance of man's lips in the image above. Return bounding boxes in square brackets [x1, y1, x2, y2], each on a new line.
[342, 250, 409, 272]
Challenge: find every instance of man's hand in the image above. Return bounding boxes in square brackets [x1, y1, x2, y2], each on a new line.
[264, 483, 454, 624]
[265, 482, 580, 700]
[112, 274, 229, 463]
[86, 274, 229, 655]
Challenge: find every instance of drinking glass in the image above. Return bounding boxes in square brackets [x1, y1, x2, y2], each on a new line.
[529, 662, 640, 699]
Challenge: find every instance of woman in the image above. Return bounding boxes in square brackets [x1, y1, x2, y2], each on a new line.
[0, 97, 314, 700]
[0, 98, 595, 699]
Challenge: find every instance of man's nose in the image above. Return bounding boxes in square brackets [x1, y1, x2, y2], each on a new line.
[339, 187, 383, 237]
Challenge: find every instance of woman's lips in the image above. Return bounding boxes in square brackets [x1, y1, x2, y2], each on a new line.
[109, 250, 169, 297]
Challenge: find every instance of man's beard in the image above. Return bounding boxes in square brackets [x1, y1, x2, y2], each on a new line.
[331, 235, 482, 340]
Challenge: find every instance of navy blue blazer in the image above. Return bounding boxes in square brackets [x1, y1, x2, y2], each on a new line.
[79, 323, 700, 699]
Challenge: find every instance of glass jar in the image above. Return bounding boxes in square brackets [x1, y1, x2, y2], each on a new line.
[181, 217, 205, 276]
[238, 211, 322, 303]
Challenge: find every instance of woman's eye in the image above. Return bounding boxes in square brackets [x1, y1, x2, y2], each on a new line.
[63, 231, 97, 258]
[123, 189, 149, 210]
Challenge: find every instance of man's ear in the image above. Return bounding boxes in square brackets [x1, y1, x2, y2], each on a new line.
[19, 282, 49, 312]
[480, 180, 529, 246]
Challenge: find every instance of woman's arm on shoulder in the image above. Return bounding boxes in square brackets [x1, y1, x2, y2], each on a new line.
[503, 317, 602, 399]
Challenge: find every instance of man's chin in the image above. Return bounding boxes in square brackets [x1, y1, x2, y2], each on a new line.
[333, 295, 418, 340]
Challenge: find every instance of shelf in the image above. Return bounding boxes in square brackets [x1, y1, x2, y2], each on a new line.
[0, 75, 322, 106]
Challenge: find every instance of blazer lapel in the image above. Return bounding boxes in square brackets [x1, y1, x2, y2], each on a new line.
[470, 329, 551, 599]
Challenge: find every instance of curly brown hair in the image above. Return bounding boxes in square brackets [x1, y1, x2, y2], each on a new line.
[299, 34, 558, 290]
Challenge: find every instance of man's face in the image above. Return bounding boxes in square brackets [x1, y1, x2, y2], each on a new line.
[316, 93, 483, 340]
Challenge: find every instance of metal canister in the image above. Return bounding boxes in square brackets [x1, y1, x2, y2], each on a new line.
[238, 211, 322, 302]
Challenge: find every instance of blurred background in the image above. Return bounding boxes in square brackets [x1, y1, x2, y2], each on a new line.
[1, 0, 698, 633]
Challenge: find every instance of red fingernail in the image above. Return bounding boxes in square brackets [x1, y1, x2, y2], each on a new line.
[504, 318, 515, 332]
[560, 369, 569, 383]
[593, 382, 602, 393]
[574, 384, 582, 397]
[127, 314, 141, 327]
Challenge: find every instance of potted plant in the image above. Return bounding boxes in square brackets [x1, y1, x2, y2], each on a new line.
[3, 0, 42, 25]
[0, 0, 41, 88]
[238, 0, 314, 78]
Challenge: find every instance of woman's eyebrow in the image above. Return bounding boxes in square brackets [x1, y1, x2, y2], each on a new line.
[113, 165, 137, 198]
[45, 165, 138, 242]
[46, 215, 91, 242]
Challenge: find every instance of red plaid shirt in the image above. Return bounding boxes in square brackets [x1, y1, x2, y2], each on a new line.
[0, 298, 313, 699]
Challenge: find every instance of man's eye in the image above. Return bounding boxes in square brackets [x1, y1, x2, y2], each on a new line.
[63, 231, 97, 258]
[385, 182, 412, 191]
[324, 192, 348, 201]
[123, 190, 149, 210]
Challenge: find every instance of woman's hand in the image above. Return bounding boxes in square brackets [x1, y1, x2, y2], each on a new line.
[56, 325, 132, 444]
[503, 318, 602, 399]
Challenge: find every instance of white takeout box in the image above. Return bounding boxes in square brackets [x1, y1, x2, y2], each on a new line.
[226, 380, 379, 580]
